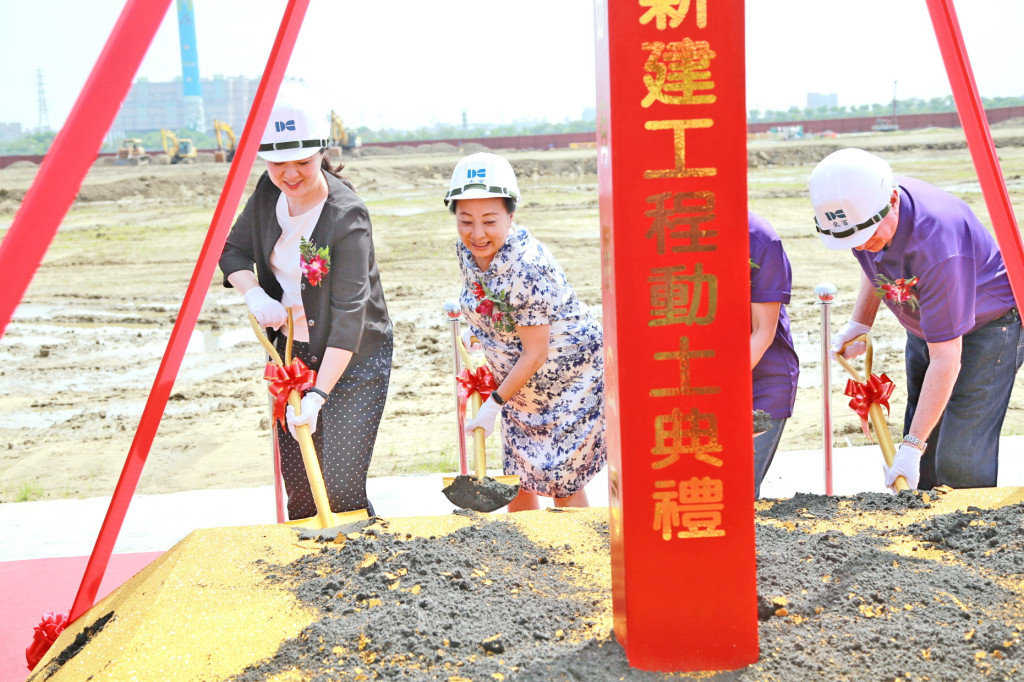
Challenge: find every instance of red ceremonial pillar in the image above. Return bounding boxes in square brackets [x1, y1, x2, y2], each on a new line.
[595, 0, 758, 671]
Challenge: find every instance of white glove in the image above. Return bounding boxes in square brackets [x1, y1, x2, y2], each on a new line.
[244, 287, 288, 330]
[461, 328, 483, 353]
[286, 391, 326, 440]
[884, 443, 922, 492]
[465, 395, 502, 438]
[831, 320, 871, 359]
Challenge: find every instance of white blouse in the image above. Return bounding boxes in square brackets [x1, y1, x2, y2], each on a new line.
[270, 188, 326, 342]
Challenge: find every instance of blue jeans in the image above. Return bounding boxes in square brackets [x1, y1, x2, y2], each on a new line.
[753, 417, 787, 498]
[904, 310, 1024, 489]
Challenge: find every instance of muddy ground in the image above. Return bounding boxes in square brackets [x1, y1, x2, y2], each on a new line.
[3, 128, 1024, 502]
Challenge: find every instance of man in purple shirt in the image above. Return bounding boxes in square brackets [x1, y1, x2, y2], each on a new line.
[750, 212, 800, 498]
[810, 148, 1022, 491]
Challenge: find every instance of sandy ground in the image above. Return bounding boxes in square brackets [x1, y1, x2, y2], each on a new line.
[4, 128, 1024, 502]
[31, 491, 1024, 680]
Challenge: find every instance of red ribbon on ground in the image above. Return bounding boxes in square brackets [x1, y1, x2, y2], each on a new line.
[264, 358, 317, 427]
[26, 611, 68, 670]
[456, 366, 497, 422]
[844, 372, 895, 438]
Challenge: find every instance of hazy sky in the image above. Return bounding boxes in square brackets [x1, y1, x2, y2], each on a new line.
[2, 0, 1022, 132]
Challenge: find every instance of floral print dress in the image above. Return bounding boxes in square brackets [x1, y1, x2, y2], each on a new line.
[458, 225, 606, 497]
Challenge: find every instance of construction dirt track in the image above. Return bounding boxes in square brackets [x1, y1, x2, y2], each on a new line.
[4, 128, 1024, 502]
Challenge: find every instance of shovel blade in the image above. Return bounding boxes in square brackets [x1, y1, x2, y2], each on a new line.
[442, 474, 520, 513]
[283, 508, 370, 529]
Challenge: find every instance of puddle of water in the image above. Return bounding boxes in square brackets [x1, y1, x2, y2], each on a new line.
[186, 327, 254, 354]
[2, 408, 81, 430]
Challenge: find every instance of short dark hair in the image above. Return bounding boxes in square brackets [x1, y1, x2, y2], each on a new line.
[448, 196, 517, 215]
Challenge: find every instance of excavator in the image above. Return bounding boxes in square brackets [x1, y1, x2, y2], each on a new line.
[213, 119, 237, 162]
[327, 110, 361, 164]
[115, 139, 151, 165]
[160, 129, 197, 164]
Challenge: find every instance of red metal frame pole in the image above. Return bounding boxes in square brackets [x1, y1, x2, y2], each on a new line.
[596, 1, 758, 671]
[0, 0, 171, 339]
[925, 0, 1024, 304]
[69, 0, 311, 622]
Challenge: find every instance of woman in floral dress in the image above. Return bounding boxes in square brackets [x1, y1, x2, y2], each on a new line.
[446, 153, 606, 511]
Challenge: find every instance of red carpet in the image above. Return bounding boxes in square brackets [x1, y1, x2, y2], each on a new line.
[1, 552, 162, 680]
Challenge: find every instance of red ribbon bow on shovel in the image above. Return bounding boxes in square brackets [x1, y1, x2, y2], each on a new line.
[844, 372, 895, 439]
[264, 358, 317, 428]
[456, 365, 497, 422]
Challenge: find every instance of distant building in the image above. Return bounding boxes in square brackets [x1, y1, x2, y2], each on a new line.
[806, 92, 838, 111]
[111, 75, 260, 136]
[0, 122, 24, 142]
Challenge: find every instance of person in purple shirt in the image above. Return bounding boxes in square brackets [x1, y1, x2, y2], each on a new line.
[810, 148, 1022, 491]
[750, 211, 800, 498]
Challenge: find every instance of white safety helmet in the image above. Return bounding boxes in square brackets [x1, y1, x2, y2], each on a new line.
[809, 148, 896, 250]
[258, 81, 331, 163]
[444, 152, 520, 207]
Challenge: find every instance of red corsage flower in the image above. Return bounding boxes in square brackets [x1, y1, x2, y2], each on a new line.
[874, 274, 919, 310]
[299, 237, 330, 287]
[470, 278, 516, 333]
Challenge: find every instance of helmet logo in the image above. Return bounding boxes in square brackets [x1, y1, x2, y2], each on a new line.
[824, 209, 846, 222]
[467, 168, 486, 179]
[274, 120, 297, 132]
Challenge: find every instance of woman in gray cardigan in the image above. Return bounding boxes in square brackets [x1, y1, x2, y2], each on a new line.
[219, 83, 392, 518]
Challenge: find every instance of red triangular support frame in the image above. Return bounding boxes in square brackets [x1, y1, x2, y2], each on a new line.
[926, 0, 1024, 306]
[0, 0, 1021, 667]
[65, 0, 312, 623]
[0, 0, 311, 627]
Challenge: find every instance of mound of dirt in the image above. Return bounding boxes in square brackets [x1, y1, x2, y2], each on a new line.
[32, 489, 1024, 681]
[415, 142, 461, 154]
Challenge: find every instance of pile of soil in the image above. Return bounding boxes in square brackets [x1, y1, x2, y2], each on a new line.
[32, 489, 1024, 681]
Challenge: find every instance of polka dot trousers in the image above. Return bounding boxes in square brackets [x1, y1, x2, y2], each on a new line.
[275, 336, 392, 520]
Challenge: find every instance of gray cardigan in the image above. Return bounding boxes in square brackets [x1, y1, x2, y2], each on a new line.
[219, 171, 392, 369]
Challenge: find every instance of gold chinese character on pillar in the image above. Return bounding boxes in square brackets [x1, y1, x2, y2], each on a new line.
[648, 264, 717, 326]
[643, 120, 717, 178]
[638, 0, 708, 30]
[651, 406, 723, 469]
[642, 39, 716, 107]
[644, 190, 717, 254]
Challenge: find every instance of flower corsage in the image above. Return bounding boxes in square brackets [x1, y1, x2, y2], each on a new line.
[299, 237, 330, 287]
[471, 279, 517, 333]
[874, 274, 919, 310]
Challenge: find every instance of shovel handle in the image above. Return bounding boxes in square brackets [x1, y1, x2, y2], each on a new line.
[832, 335, 908, 491]
[285, 308, 294, 365]
[251, 309, 337, 522]
[249, 314, 284, 364]
[470, 390, 487, 478]
[287, 389, 335, 521]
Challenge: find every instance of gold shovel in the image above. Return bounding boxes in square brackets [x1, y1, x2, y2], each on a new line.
[833, 333, 908, 491]
[442, 334, 519, 511]
[250, 309, 369, 528]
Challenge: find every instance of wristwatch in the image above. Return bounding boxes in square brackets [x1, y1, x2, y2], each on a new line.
[902, 434, 926, 451]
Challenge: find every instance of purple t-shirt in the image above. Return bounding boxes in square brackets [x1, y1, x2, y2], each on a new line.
[853, 176, 1015, 342]
[750, 212, 799, 419]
